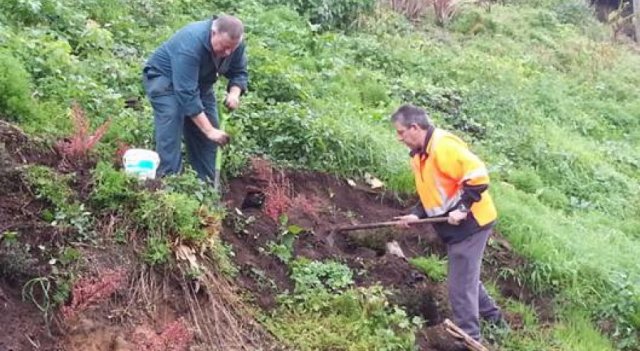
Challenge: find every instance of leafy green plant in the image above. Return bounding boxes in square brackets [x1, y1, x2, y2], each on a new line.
[208, 239, 238, 277]
[0, 50, 34, 121]
[290, 258, 353, 295]
[267, 0, 376, 30]
[267, 215, 305, 263]
[409, 255, 447, 282]
[134, 191, 203, 243]
[267, 285, 419, 350]
[163, 169, 222, 210]
[597, 273, 640, 350]
[24, 165, 74, 209]
[90, 160, 139, 211]
[24, 165, 95, 240]
[144, 236, 171, 265]
[53, 203, 95, 241]
[57, 246, 82, 267]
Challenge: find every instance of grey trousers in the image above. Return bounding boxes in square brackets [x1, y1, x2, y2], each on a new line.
[447, 227, 501, 341]
[142, 67, 219, 182]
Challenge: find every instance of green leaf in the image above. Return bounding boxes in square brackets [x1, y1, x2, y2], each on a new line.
[287, 224, 305, 235]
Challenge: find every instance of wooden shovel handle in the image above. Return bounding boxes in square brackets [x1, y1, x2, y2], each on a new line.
[335, 217, 448, 233]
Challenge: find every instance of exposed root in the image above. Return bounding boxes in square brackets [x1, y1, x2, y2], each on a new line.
[177, 261, 279, 350]
[126, 256, 279, 351]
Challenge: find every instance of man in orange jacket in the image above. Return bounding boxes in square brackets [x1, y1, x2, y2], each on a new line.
[391, 104, 504, 341]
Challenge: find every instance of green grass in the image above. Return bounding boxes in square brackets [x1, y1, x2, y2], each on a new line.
[265, 259, 418, 350]
[2, 0, 640, 348]
[409, 255, 447, 282]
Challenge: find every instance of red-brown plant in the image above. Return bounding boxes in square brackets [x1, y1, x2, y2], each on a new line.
[264, 170, 293, 221]
[62, 268, 126, 319]
[56, 102, 111, 160]
[249, 158, 293, 221]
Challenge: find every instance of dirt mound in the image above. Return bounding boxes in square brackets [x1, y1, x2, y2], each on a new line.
[0, 281, 58, 351]
[221, 161, 456, 348]
[222, 159, 554, 350]
[0, 121, 59, 167]
[0, 122, 551, 351]
[0, 124, 65, 350]
[0, 122, 196, 351]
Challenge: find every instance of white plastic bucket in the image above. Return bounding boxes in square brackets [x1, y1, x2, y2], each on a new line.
[122, 148, 160, 180]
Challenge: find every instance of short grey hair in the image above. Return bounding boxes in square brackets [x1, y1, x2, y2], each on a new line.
[212, 15, 244, 41]
[391, 104, 432, 130]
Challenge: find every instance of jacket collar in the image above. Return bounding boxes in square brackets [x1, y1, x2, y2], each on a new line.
[410, 125, 435, 158]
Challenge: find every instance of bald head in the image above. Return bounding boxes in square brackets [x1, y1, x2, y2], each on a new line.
[210, 15, 244, 58]
[212, 15, 244, 41]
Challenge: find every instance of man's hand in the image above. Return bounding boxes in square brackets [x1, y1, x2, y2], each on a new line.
[447, 209, 468, 225]
[394, 214, 420, 229]
[192, 112, 230, 146]
[225, 87, 241, 110]
[206, 128, 230, 146]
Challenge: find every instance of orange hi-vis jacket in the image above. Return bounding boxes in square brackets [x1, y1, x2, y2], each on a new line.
[411, 128, 497, 243]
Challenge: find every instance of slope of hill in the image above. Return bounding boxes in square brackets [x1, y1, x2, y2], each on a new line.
[0, 0, 638, 349]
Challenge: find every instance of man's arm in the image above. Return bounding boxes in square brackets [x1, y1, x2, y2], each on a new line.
[436, 141, 490, 210]
[172, 51, 228, 144]
[223, 43, 248, 109]
[171, 51, 204, 118]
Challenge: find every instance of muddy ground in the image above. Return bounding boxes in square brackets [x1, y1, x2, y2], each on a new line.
[0, 121, 551, 351]
[221, 159, 554, 350]
[0, 122, 196, 351]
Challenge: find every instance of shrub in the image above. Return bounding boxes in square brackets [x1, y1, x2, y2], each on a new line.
[90, 161, 140, 211]
[144, 236, 171, 266]
[135, 192, 203, 243]
[267, 0, 376, 29]
[0, 51, 34, 121]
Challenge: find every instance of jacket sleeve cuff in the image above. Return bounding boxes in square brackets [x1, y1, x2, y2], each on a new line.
[411, 201, 428, 219]
[181, 99, 204, 118]
[227, 80, 248, 95]
[459, 182, 488, 208]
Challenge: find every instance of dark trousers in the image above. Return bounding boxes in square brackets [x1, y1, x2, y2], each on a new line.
[447, 227, 502, 340]
[142, 67, 219, 181]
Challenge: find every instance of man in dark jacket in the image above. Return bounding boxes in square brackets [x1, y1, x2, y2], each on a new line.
[142, 15, 248, 182]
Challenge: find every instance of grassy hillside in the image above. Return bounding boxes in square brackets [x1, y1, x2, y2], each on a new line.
[1, 0, 639, 349]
